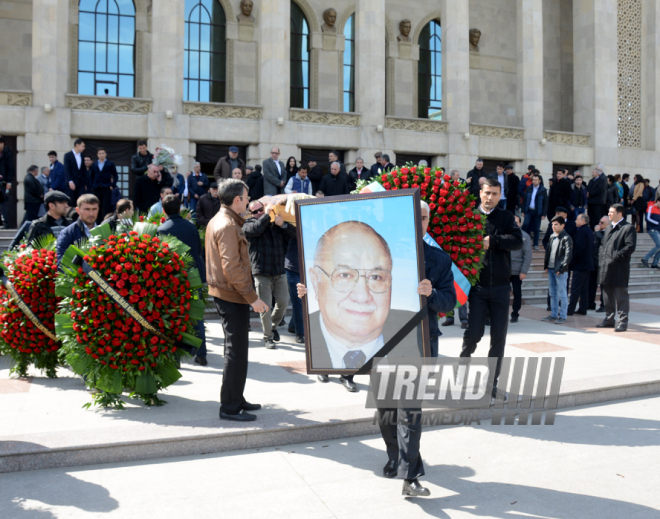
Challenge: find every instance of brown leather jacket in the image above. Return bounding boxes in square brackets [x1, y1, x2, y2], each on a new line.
[205, 206, 258, 305]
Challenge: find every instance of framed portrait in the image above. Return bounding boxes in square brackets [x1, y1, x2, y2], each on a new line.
[295, 189, 431, 375]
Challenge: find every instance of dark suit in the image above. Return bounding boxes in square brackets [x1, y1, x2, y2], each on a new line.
[63, 150, 86, 204]
[91, 160, 117, 223]
[318, 173, 349, 196]
[308, 309, 421, 371]
[262, 158, 286, 195]
[568, 225, 594, 314]
[49, 161, 66, 192]
[348, 167, 372, 191]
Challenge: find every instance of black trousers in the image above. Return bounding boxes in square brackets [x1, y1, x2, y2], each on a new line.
[568, 271, 590, 313]
[377, 408, 424, 480]
[94, 188, 112, 224]
[602, 285, 630, 326]
[510, 275, 522, 317]
[214, 297, 250, 415]
[23, 202, 41, 224]
[460, 284, 510, 387]
[588, 204, 606, 230]
[588, 270, 603, 309]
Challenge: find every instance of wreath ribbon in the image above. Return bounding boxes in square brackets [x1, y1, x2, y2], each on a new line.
[1, 274, 58, 342]
[72, 256, 195, 353]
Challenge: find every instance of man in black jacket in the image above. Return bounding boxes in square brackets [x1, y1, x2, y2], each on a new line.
[460, 178, 523, 399]
[307, 159, 323, 194]
[466, 158, 487, 198]
[319, 162, 349, 196]
[197, 182, 221, 227]
[348, 157, 372, 191]
[243, 200, 296, 349]
[63, 138, 86, 205]
[596, 204, 637, 332]
[567, 213, 594, 315]
[24, 165, 44, 222]
[12, 191, 71, 249]
[589, 215, 609, 311]
[505, 165, 519, 214]
[131, 140, 153, 178]
[542, 207, 576, 249]
[158, 194, 208, 366]
[587, 165, 608, 230]
[542, 216, 573, 324]
[134, 163, 173, 213]
[548, 169, 572, 219]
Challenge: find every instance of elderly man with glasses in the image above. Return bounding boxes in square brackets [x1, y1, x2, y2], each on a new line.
[243, 199, 296, 349]
[263, 147, 286, 195]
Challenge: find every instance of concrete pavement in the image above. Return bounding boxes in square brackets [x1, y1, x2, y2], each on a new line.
[0, 395, 658, 518]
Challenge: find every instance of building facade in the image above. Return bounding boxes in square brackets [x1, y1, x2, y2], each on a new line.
[1, 0, 659, 219]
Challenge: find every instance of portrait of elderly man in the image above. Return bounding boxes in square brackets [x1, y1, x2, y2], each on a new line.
[304, 220, 422, 370]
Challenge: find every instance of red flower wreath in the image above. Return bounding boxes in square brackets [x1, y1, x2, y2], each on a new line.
[0, 238, 61, 378]
[376, 164, 486, 285]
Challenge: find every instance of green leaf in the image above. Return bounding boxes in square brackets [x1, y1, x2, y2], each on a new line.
[133, 222, 158, 237]
[65, 352, 93, 376]
[97, 369, 123, 394]
[60, 244, 86, 271]
[187, 268, 203, 290]
[90, 223, 114, 242]
[188, 298, 205, 321]
[159, 235, 191, 257]
[158, 360, 182, 388]
[180, 331, 202, 348]
[135, 372, 158, 394]
[55, 313, 73, 335]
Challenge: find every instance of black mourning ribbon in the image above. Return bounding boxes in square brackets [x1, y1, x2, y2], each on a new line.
[355, 304, 428, 375]
[343, 350, 367, 369]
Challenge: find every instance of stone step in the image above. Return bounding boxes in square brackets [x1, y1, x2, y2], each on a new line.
[521, 280, 660, 298]
[520, 273, 660, 288]
[521, 288, 657, 305]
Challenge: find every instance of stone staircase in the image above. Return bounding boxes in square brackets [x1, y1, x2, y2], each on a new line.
[521, 234, 659, 305]
[0, 229, 15, 253]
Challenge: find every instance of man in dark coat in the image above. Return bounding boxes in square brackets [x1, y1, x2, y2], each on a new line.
[196, 182, 221, 227]
[370, 152, 384, 179]
[589, 215, 609, 311]
[134, 164, 171, 213]
[318, 162, 349, 196]
[548, 169, 572, 219]
[48, 151, 66, 193]
[213, 146, 246, 182]
[23, 165, 44, 223]
[596, 204, 637, 332]
[262, 147, 286, 195]
[56, 194, 99, 263]
[587, 166, 608, 230]
[466, 158, 487, 198]
[567, 213, 594, 315]
[158, 194, 208, 366]
[12, 191, 71, 249]
[131, 140, 153, 177]
[246, 165, 265, 201]
[488, 163, 509, 210]
[90, 147, 117, 223]
[522, 172, 548, 250]
[542, 207, 576, 249]
[505, 165, 520, 214]
[307, 159, 323, 194]
[63, 138, 87, 204]
[348, 157, 372, 191]
[187, 163, 210, 214]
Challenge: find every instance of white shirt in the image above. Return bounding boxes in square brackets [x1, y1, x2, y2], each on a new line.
[320, 314, 384, 369]
[530, 185, 539, 209]
[498, 174, 507, 200]
[356, 168, 365, 178]
[479, 205, 494, 215]
[611, 217, 624, 229]
[83, 223, 96, 238]
[73, 150, 81, 169]
[274, 160, 282, 177]
[97, 160, 105, 171]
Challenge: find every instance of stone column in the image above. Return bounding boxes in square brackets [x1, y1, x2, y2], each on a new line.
[517, 0, 544, 141]
[441, 0, 472, 172]
[355, 0, 386, 156]
[573, 0, 618, 153]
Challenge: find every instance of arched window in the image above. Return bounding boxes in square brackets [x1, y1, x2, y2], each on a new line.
[78, 0, 136, 97]
[418, 20, 442, 119]
[184, 0, 227, 103]
[343, 14, 355, 112]
[291, 2, 310, 109]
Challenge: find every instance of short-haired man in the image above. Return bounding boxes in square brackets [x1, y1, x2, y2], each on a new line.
[263, 147, 286, 195]
[521, 172, 548, 250]
[56, 194, 100, 262]
[133, 163, 171, 213]
[510, 214, 531, 323]
[466, 158, 486, 197]
[83, 156, 94, 195]
[571, 175, 587, 219]
[101, 198, 134, 233]
[380, 154, 394, 173]
[187, 162, 210, 214]
[328, 150, 347, 177]
[450, 170, 462, 183]
[38, 166, 51, 216]
[11, 191, 71, 249]
[542, 216, 573, 324]
[23, 165, 44, 222]
[48, 151, 67, 193]
[596, 204, 636, 332]
[567, 213, 594, 315]
[348, 157, 371, 191]
[131, 140, 153, 177]
[206, 179, 269, 421]
[460, 178, 523, 400]
[148, 186, 173, 217]
[548, 168, 572, 219]
[91, 147, 117, 223]
[243, 199, 296, 349]
[590, 215, 610, 311]
[213, 145, 246, 183]
[587, 165, 608, 230]
[319, 162, 349, 196]
[505, 165, 519, 214]
[196, 181, 221, 227]
[308, 159, 323, 194]
[489, 163, 508, 210]
[63, 138, 87, 204]
[285, 162, 313, 195]
[542, 206, 576, 250]
[246, 165, 264, 201]
[158, 194, 208, 367]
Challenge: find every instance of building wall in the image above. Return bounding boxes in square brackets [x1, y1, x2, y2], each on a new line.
[0, 0, 32, 90]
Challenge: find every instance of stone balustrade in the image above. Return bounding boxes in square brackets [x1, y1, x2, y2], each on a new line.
[66, 94, 152, 114]
[290, 108, 360, 126]
[470, 124, 525, 140]
[385, 116, 448, 133]
[544, 130, 590, 146]
[183, 102, 262, 120]
[0, 90, 32, 107]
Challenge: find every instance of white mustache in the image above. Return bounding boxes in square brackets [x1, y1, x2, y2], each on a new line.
[341, 302, 377, 313]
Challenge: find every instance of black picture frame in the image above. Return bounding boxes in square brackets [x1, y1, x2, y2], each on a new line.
[294, 189, 430, 375]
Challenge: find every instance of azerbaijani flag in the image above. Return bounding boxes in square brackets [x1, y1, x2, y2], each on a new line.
[423, 233, 471, 308]
[359, 181, 386, 194]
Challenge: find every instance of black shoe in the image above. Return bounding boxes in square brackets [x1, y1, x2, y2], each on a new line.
[491, 387, 509, 403]
[642, 259, 650, 268]
[220, 410, 257, 422]
[567, 311, 574, 316]
[272, 329, 280, 342]
[194, 356, 208, 366]
[402, 479, 430, 497]
[615, 325, 628, 332]
[596, 307, 605, 313]
[242, 402, 262, 411]
[653, 265, 660, 269]
[383, 460, 398, 478]
[288, 323, 295, 334]
[546, 306, 551, 311]
[574, 310, 588, 315]
[596, 321, 615, 328]
[295, 335, 304, 344]
[588, 305, 597, 310]
[510, 315, 518, 323]
[339, 376, 358, 392]
[317, 374, 329, 383]
[461, 322, 468, 329]
[485, 320, 491, 327]
[265, 340, 277, 349]
[442, 318, 454, 326]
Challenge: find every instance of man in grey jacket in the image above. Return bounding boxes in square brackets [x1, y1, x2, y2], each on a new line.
[510, 215, 532, 323]
[262, 147, 286, 195]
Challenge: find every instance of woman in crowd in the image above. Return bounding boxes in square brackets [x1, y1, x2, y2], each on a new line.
[285, 156, 298, 182]
[632, 174, 646, 232]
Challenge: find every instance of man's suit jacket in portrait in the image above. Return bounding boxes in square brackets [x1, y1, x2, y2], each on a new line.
[263, 158, 286, 195]
[307, 309, 422, 370]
